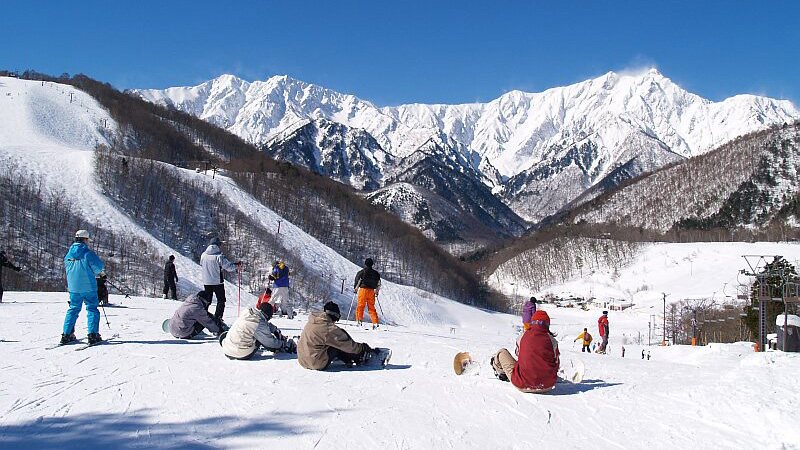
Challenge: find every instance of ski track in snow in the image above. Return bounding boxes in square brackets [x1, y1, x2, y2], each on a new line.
[1, 292, 799, 450]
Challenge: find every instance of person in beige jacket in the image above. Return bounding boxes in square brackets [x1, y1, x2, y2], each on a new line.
[221, 303, 295, 360]
[298, 301, 376, 370]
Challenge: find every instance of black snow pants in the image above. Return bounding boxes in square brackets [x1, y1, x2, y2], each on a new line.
[163, 279, 177, 300]
[582, 344, 591, 353]
[204, 284, 227, 319]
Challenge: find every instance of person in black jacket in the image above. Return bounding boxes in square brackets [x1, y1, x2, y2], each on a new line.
[163, 255, 178, 300]
[0, 250, 21, 303]
[353, 258, 381, 327]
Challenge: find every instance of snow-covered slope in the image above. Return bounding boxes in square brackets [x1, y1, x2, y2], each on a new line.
[0, 76, 482, 328]
[133, 70, 799, 222]
[491, 241, 800, 310]
[2, 292, 798, 450]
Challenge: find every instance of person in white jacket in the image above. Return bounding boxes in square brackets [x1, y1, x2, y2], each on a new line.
[220, 302, 296, 360]
[200, 237, 240, 320]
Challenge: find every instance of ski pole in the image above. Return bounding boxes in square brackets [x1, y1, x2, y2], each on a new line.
[375, 294, 386, 321]
[99, 302, 111, 329]
[237, 264, 242, 316]
[346, 289, 357, 322]
[106, 279, 131, 298]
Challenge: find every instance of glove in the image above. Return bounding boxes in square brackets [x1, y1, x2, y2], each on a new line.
[269, 275, 276, 281]
[13, 266, 21, 272]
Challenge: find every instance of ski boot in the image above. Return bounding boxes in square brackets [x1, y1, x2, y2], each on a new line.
[60, 333, 77, 345]
[87, 333, 103, 345]
[372, 323, 380, 330]
[282, 337, 297, 354]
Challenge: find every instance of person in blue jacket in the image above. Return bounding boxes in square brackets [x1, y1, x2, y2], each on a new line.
[269, 260, 294, 319]
[61, 230, 105, 345]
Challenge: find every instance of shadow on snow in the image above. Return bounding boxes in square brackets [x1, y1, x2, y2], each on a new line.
[0, 408, 332, 450]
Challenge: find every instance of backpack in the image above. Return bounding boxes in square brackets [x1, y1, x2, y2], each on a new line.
[585, 332, 592, 343]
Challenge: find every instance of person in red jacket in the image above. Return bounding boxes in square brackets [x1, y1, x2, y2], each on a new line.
[597, 311, 609, 354]
[491, 310, 560, 393]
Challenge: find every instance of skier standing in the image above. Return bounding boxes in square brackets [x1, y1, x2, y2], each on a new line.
[597, 311, 610, 354]
[522, 296, 537, 331]
[297, 301, 384, 370]
[163, 255, 178, 300]
[0, 250, 21, 303]
[61, 230, 105, 345]
[96, 273, 109, 306]
[491, 310, 560, 393]
[269, 260, 294, 318]
[353, 258, 381, 328]
[200, 237, 240, 320]
[220, 303, 296, 360]
[168, 291, 223, 339]
[574, 328, 593, 353]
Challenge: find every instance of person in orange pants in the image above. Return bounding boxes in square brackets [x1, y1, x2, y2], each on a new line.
[354, 258, 381, 328]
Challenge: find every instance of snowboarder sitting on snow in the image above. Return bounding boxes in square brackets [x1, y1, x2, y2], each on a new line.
[574, 328, 592, 353]
[168, 290, 224, 339]
[61, 230, 106, 345]
[256, 288, 272, 309]
[220, 302, 296, 360]
[269, 260, 294, 319]
[522, 296, 537, 331]
[200, 237, 241, 320]
[354, 258, 381, 328]
[491, 310, 560, 393]
[0, 250, 22, 303]
[298, 301, 383, 370]
[597, 311, 609, 354]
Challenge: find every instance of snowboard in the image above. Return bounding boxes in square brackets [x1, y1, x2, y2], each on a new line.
[557, 358, 586, 383]
[363, 347, 392, 367]
[161, 319, 170, 333]
[453, 351, 474, 375]
[218, 331, 227, 346]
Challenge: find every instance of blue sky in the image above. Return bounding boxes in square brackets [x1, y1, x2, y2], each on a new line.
[2, 1, 798, 106]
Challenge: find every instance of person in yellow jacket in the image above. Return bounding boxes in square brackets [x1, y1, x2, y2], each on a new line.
[574, 328, 592, 353]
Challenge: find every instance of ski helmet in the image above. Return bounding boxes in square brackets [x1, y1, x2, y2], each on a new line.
[75, 229, 90, 240]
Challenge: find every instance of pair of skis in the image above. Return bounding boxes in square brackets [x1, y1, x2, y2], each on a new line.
[46, 334, 119, 351]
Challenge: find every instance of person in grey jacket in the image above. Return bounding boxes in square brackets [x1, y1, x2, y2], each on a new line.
[168, 291, 223, 339]
[220, 303, 295, 360]
[200, 237, 240, 319]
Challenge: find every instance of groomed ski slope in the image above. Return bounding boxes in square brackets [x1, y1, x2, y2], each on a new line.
[2, 292, 798, 450]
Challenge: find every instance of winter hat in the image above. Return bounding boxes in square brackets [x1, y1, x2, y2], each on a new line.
[168, 255, 175, 261]
[530, 296, 537, 303]
[364, 258, 374, 267]
[209, 237, 222, 246]
[258, 302, 274, 320]
[265, 288, 272, 295]
[197, 290, 212, 306]
[75, 229, 90, 240]
[603, 310, 608, 315]
[531, 310, 550, 326]
[323, 301, 341, 321]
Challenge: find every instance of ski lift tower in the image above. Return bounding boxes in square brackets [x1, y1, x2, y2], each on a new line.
[742, 255, 786, 352]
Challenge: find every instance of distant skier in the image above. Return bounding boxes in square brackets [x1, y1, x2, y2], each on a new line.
[491, 310, 560, 393]
[297, 301, 385, 370]
[522, 297, 537, 331]
[220, 303, 296, 360]
[269, 260, 294, 319]
[200, 237, 240, 320]
[256, 288, 272, 309]
[163, 255, 178, 300]
[621, 345, 626, 358]
[353, 258, 381, 328]
[96, 273, 109, 306]
[168, 291, 223, 339]
[641, 349, 645, 359]
[574, 328, 593, 353]
[0, 250, 21, 303]
[647, 351, 651, 360]
[596, 311, 610, 354]
[61, 230, 105, 345]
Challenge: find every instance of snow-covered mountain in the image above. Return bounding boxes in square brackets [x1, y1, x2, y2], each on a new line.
[133, 70, 800, 222]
